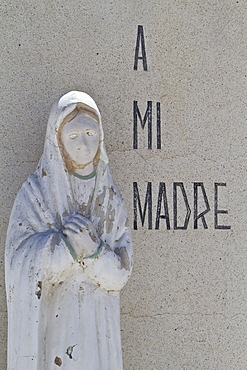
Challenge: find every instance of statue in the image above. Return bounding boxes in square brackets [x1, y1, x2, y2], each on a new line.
[5, 91, 133, 369]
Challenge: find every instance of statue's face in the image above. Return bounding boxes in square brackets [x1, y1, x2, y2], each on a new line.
[61, 112, 99, 167]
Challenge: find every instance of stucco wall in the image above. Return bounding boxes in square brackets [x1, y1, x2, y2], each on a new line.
[1, 1, 246, 369]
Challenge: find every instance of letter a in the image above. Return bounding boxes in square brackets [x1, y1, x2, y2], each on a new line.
[134, 25, 148, 71]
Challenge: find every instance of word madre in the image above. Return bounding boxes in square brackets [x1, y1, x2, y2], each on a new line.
[133, 182, 231, 230]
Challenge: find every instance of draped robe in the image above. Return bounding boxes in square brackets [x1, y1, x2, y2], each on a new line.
[5, 91, 133, 370]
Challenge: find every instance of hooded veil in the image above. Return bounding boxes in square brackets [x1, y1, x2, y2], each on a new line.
[5, 91, 133, 370]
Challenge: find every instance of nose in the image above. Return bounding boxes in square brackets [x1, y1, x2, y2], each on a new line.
[77, 134, 87, 149]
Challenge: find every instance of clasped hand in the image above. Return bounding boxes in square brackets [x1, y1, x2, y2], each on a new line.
[62, 214, 100, 258]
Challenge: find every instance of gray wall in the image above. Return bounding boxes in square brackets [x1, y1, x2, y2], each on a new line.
[1, 1, 246, 369]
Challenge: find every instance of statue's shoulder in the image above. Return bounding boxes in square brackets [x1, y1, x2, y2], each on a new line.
[18, 171, 41, 196]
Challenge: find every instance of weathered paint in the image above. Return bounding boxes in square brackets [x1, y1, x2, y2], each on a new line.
[5, 92, 133, 370]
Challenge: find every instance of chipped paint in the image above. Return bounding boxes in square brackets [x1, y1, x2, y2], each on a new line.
[66, 344, 77, 360]
[42, 168, 47, 177]
[35, 281, 42, 299]
[50, 233, 61, 252]
[115, 246, 131, 271]
[94, 186, 116, 235]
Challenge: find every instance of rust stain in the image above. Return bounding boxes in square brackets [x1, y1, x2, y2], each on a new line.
[54, 356, 62, 366]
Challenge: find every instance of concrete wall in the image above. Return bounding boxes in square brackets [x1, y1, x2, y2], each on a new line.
[1, 1, 246, 369]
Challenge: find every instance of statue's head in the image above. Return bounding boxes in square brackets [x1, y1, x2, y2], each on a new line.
[57, 103, 100, 175]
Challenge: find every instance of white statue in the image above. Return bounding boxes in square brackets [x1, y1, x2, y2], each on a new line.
[5, 91, 133, 370]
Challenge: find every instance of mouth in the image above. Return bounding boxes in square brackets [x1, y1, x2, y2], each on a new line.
[77, 149, 90, 155]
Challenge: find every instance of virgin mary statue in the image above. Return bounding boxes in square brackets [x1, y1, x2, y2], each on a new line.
[5, 91, 133, 370]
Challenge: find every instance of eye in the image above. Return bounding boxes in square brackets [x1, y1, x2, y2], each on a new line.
[86, 130, 96, 136]
[69, 133, 78, 139]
